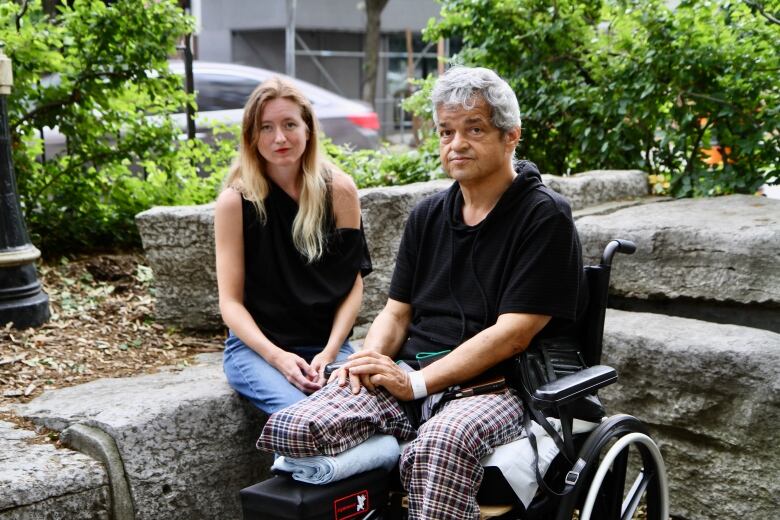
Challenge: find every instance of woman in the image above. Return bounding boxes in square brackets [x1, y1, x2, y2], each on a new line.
[215, 77, 371, 414]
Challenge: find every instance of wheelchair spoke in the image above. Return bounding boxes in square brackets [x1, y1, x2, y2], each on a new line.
[603, 446, 629, 518]
[621, 470, 651, 520]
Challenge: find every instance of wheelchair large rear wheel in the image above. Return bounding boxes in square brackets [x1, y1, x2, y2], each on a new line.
[556, 414, 669, 520]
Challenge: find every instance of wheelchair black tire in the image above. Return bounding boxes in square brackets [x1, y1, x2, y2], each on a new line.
[553, 414, 668, 520]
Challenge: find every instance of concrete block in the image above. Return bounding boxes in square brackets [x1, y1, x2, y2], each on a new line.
[13, 354, 271, 520]
[136, 204, 221, 330]
[0, 420, 109, 520]
[542, 169, 648, 210]
[601, 309, 780, 520]
[577, 195, 780, 306]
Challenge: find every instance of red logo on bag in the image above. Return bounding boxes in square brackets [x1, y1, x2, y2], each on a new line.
[333, 489, 370, 520]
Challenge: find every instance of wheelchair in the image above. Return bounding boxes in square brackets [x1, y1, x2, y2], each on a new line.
[240, 239, 669, 520]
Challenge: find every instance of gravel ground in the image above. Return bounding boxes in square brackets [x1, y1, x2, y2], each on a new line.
[0, 252, 224, 409]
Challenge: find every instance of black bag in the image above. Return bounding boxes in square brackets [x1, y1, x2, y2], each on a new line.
[509, 337, 606, 497]
[513, 336, 606, 423]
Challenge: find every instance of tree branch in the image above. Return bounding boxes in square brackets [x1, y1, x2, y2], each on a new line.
[745, 0, 780, 26]
[684, 116, 712, 180]
[11, 70, 139, 131]
[15, 0, 29, 32]
[682, 90, 737, 108]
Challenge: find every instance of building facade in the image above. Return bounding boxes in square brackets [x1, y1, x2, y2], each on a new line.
[191, 0, 444, 134]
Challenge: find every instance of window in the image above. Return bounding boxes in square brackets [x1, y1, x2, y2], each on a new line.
[193, 73, 262, 111]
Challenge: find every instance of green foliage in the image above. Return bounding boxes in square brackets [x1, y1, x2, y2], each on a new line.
[424, 0, 779, 196]
[324, 136, 444, 189]
[1, 0, 236, 254]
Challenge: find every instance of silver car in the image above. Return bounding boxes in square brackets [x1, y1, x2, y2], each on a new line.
[41, 60, 380, 158]
[169, 60, 380, 150]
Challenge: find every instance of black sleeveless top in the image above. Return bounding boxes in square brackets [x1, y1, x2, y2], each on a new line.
[242, 181, 372, 347]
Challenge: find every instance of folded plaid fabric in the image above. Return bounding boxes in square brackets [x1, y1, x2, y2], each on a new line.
[256, 382, 415, 457]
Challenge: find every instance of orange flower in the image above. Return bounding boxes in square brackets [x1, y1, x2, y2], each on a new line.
[700, 146, 735, 166]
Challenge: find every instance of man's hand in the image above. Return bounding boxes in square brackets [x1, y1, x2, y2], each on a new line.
[337, 351, 415, 401]
[271, 351, 321, 394]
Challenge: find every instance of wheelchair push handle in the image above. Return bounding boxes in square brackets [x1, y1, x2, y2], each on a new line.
[601, 239, 636, 267]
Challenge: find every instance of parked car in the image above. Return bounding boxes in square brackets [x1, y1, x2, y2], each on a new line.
[169, 60, 380, 150]
[41, 60, 380, 159]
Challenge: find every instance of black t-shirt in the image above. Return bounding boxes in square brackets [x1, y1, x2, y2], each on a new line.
[388, 161, 587, 364]
[242, 181, 372, 348]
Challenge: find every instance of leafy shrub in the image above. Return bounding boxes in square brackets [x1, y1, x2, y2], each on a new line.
[1, 0, 236, 254]
[422, 0, 779, 196]
[324, 75, 443, 190]
[325, 136, 443, 189]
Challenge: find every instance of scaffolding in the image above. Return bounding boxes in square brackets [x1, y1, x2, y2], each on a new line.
[276, 0, 448, 140]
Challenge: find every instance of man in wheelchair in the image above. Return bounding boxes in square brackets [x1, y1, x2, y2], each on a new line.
[255, 65, 590, 519]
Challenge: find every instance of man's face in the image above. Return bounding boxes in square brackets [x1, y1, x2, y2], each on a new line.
[436, 97, 518, 184]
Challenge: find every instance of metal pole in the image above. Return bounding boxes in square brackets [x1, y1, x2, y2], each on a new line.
[285, 0, 296, 77]
[181, 0, 196, 140]
[183, 32, 196, 140]
[0, 42, 50, 329]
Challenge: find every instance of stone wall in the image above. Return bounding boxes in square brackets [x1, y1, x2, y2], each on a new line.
[10, 356, 271, 520]
[601, 310, 780, 520]
[7, 311, 779, 520]
[135, 170, 649, 331]
[0, 421, 110, 519]
[5, 171, 778, 519]
[578, 195, 780, 333]
[578, 195, 780, 305]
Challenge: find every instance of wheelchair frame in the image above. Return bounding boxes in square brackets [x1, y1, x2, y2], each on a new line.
[241, 240, 670, 520]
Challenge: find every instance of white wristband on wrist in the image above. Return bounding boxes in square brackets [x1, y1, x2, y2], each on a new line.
[408, 370, 428, 400]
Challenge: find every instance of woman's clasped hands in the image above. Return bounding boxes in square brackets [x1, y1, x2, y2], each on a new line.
[270, 350, 322, 393]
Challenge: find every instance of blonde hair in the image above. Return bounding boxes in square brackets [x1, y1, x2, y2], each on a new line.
[224, 77, 330, 262]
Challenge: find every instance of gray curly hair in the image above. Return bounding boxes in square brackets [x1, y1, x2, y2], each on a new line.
[431, 66, 521, 133]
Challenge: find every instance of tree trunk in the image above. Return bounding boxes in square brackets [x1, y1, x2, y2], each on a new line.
[361, 0, 389, 107]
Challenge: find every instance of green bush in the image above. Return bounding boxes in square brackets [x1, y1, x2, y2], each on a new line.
[1, 0, 236, 254]
[325, 135, 443, 189]
[422, 0, 779, 196]
[324, 75, 443, 190]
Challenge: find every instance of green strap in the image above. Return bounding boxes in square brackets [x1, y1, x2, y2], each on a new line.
[415, 350, 451, 360]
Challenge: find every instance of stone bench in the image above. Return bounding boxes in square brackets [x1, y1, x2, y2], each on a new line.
[0, 420, 109, 519]
[578, 195, 780, 332]
[135, 170, 649, 331]
[601, 309, 780, 520]
[4, 310, 779, 520]
[6, 356, 269, 520]
[6, 169, 778, 519]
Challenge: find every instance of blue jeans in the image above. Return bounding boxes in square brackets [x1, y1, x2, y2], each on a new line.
[223, 332, 354, 414]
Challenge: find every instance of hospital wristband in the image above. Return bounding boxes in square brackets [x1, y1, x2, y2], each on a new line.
[408, 370, 428, 400]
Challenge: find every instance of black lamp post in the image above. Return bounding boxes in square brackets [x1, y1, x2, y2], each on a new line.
[0, 42, 49, 329]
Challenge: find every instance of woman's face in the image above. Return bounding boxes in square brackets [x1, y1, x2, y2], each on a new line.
[256, 97, 309, 171]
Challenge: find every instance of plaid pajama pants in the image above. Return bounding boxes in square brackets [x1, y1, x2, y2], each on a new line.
[256, 382, 525, 520]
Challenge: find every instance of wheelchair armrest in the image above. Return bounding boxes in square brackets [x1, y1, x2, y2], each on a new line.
[531, 365, 617, 409]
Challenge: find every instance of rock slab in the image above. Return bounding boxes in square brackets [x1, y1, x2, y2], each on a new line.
[136, 204, 221, 330]
[0, 420, 109, 520]
[542, 169, 648, 211]
[13, 354, 271, 520]
[601, 309, 780, 520]
[577, 195, 780, 306]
